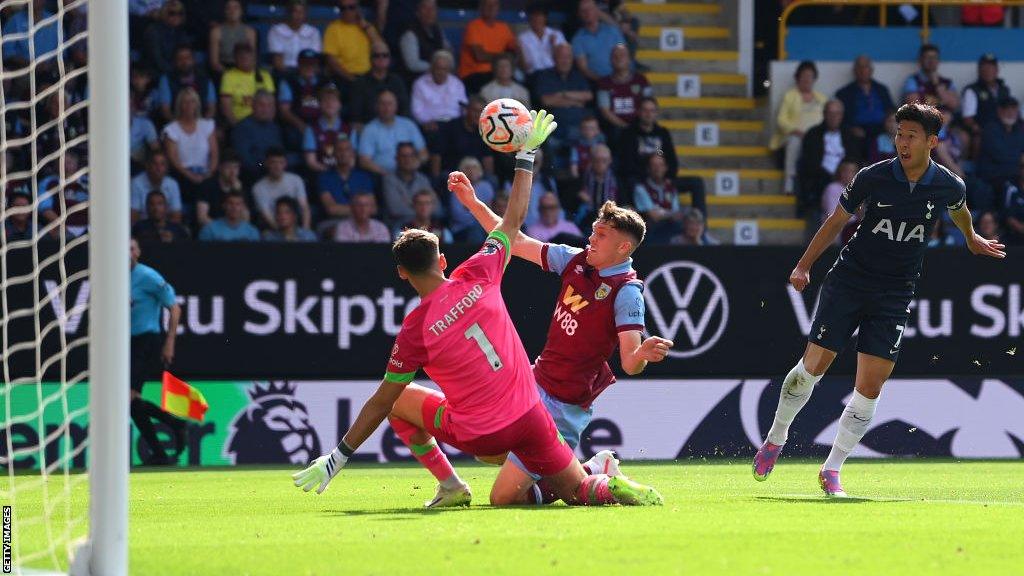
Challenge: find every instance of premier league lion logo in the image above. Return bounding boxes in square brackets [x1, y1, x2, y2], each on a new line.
[226, 381, 321, 464]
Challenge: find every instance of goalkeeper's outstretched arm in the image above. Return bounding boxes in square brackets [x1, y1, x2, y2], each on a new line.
[291, 380, 404, 494]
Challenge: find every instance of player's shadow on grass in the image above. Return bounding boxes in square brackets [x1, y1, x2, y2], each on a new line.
[753, 495, 880, 504]
[326, 504, 608, 518]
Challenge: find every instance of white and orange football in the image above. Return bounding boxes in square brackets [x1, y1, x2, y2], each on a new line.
[478, 98, 532, 153]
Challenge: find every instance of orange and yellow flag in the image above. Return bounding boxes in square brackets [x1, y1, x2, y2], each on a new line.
[161, 371, 209, 422]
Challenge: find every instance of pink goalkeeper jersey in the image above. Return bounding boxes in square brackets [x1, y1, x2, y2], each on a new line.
[385, 230, 539, 440]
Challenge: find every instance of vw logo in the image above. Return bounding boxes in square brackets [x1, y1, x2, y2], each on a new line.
[644, 261, 729, 358]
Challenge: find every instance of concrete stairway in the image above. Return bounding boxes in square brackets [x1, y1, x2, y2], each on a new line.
[626, 1, 803, 244]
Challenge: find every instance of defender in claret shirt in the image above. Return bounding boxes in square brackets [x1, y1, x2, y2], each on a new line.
[451, 182, 672, 506]
[293, 110, 663, 508]
[753, 103, 1005, 497]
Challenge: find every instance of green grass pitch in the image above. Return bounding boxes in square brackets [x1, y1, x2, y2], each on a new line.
[8, 460, 1024, 575]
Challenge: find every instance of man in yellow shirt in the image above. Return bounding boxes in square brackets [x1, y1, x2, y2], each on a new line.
[323, 0, 383, 82]
[219, 43, 276, 125]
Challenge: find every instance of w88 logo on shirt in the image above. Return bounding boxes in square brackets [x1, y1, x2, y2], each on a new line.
[552, 285, 589, 336]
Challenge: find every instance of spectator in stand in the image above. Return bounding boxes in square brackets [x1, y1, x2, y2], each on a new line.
[382, 142, 439, 225]
[319, 140, 375, 219]
[334, 191, 391, 242]
[162, 87, 218, 208]
[480, 55, 531, 108]
[962, 54, 1012, 153]
[835, 55, 895, 144]
[2, 0, 59, 72]
[263, 197, 318, 242]
[35, 89, 87, 163]
[219, 43, 275, 126]
[527, 191, 582, 243]
[131, 98, 160, 172]
[458, 0, 519, 94]
[619, 97, 678, 182]
[633, 153, 684, 244]
[1002, 161, 1024, 245]
[978, 97, 1024, 200]
[142, 0, 192, 74]
[156, 45, 217, 122]
[491, 192, 509, 217]
[197, 150, 248, 228]
[4, 193, 36, 243]
[576, 144, 618, 227]
[129, 0, 165, 52]
[571, 0, 626, 82]
[518, 3, 567, 76]
[868, 110, 898, 164]
[398, 189, 453, 243]
[279, 51, 329, 149]
[268, 0, 323, 74]
[302, 84, 355, 175]
[596, 44, 652, 136]
[797, 99, 861, 219]
[436, 96, 495, 176]
[934, 105, 970, 181]
[253, 147, 311, 230]
[132, 191, 191, 243]
[976, 210, 1003, 242]
[536, 43, 593, 167]
[569, 115, 605, 179]
[130, 150, 183, 224]
[358, 90, 427, 176]
[231, 91, 286, 181]
[411, 50, 466, 174]
[399, 0, 451, 84]
[131, 64, 160, 121]
[208, 0, 256, 75]
[771, 60, 827, 195]
[820, 158, 859, 227]
[39, 151, 90, 238]
[198, 191, 261, 241]
[350, 41, 410, 127]
[675, 208, 718, 246]
[219, 43, 276, 125]
[323, 0, 382, 83]
[902, 44, 959, 110]
[449, 156, 495, 243]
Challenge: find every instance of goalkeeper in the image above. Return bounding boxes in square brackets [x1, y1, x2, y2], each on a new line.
[130, 238, 188, 466]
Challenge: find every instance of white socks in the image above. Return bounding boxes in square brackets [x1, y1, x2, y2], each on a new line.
[823, 390, 879, 472]
[765, 359, 822, 446]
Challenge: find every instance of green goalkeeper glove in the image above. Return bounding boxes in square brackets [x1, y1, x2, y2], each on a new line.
[292, 448, 347, 494]
[522, 109, 557, 152]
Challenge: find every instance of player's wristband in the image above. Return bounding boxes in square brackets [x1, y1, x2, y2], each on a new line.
[337, 441, 355, 458]
[514, 149, 536, 173]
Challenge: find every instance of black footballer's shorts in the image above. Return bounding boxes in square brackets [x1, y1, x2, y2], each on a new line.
[808, 272, 914, 362]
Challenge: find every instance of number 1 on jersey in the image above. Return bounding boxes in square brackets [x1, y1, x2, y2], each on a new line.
[464, 323, 503, 371]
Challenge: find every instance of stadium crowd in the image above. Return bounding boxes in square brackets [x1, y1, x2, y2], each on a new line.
[3, 0, 714, 247]
[773, 45, 1024, 246]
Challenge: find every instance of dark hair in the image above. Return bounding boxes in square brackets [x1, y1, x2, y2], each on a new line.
[145, 149, 167, 164]
[220, 149, 241, 164]
[526, 2, 548, 16]
[223, 190, 246, 204]
[580, 114, 599, 124]
[596, 201, 646, 248]
[638, 96, 658, 109]
[396, 141, 416, 153]
[919, 43, 940, 57]
[392, 228, 440, 274]
[7, 192, 31, 206]
[412, 189, 434, 202]
[895, 102, 943, 136]
[145, 190, 167, 204]
[265, 146, 287, 159]
[794, 60, 818, 80]
[275, 196, 300, 215]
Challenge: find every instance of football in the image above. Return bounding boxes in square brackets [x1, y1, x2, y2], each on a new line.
[478, 98, 533, 153]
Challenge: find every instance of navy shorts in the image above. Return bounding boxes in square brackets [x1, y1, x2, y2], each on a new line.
[808, 272, 913, 362]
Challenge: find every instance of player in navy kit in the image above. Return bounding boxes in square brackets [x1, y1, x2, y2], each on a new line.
[752, 103, 1005, 496]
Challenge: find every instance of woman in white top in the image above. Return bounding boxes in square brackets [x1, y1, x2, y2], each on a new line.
[163, 87, 219, 201]
[267, 0, 322, 73]
[479, 55, 531, 109]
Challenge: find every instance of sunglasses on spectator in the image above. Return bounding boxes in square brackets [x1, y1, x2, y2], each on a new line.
[372, 52, 390, 58]
[540, 205, 559, 210]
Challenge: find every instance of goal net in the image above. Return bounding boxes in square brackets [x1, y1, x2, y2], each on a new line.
[1, 0, 128, 574]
